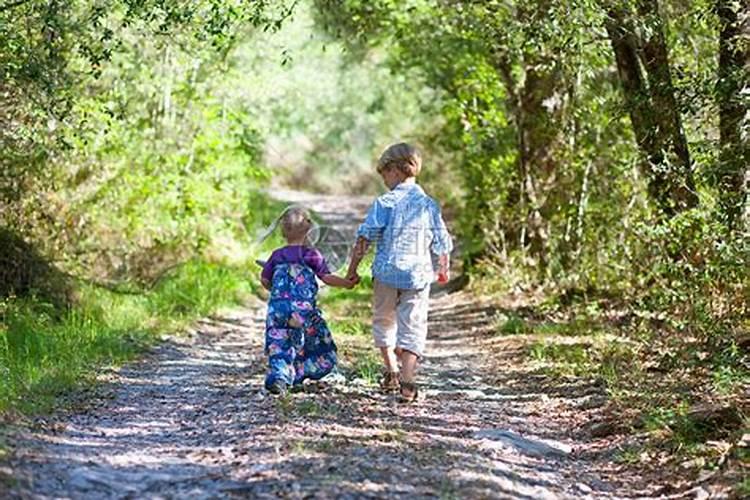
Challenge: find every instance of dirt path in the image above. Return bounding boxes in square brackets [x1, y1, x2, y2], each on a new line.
[6, 191, 679, 499]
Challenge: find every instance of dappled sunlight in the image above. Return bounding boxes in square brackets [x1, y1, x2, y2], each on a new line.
[7, 171, 741, 498]
[2, 0, 746, 496]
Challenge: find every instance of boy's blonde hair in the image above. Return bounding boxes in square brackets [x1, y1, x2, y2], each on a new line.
[280, 207, 311, 240]
[377, 142, 422, 177]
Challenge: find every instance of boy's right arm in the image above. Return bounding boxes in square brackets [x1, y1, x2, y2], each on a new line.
[436, 254, 450, 284]
[429, 199, 453, 284]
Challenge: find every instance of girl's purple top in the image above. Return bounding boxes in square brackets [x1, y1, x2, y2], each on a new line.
[261, 245, 331, 282]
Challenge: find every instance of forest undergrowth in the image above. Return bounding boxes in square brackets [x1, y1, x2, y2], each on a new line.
[473, 227, 748, 494]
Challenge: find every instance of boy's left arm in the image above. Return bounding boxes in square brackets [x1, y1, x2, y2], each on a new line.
[346, 236, 370, 282]
[347, 199, 385, 281]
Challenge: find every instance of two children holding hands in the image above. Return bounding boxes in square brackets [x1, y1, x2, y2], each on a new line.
[260, 142, 452, 402]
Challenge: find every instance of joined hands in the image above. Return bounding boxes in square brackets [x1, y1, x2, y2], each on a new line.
[345, 271, 361, 289]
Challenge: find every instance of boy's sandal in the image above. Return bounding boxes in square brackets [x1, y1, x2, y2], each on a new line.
[399, 381, 419, 403]
[379, 371, 400, 393]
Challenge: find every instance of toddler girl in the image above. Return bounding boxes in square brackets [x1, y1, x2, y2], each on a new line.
[260, 207, 356, 395]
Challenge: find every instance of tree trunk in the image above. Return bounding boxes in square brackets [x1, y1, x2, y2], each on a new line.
[636, 0, 698, 211]
[605, 2, 699, 216]
[488, 25, 560, 271]
[716, 0, 750, 229]
[503, 1, 565, 272]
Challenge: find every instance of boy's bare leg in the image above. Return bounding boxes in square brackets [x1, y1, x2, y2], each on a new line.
[398, 349, 418, 383]
[380, 347, 399, 373]
[393, 347, 403, 371]
[379, 346, 400, 392]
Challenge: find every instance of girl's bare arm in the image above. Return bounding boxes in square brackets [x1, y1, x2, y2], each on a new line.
[261, 277, 272, 290]
[320, 274, 357, 289]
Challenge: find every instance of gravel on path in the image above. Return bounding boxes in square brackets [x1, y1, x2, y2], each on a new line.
[6, 191, 677, 499]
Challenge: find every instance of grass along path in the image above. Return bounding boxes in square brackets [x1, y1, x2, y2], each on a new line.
[4, 191, 702, 498]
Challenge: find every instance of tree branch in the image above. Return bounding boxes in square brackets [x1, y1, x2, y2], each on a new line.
[1, 0, 33, 11]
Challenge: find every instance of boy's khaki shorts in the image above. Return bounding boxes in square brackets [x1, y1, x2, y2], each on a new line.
[372, 279, 430, 358]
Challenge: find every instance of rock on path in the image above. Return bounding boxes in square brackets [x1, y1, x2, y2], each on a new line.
[7, 191, 669, 499]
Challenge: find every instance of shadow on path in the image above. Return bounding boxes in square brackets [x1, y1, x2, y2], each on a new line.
[7, 191, 666, 499]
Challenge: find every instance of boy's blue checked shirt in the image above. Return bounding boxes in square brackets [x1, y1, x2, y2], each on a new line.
[356, 181, 453, 290]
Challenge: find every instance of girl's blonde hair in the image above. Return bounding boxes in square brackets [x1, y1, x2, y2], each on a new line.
[377, 142, 422, 177]
[280, 206, 312, 240]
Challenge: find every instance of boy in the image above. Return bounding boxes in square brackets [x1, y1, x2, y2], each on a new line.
[346, 143, 452, 402]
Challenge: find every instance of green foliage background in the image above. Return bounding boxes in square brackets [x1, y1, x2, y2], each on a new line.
[0, 0, 446, 416]
[0, 2, 747, 478]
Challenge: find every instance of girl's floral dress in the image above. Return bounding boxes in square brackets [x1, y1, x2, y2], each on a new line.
[264, 261, 337, 388]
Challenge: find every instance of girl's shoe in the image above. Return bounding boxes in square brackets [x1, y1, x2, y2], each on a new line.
[266, 380, 288, 395]
[379, 371, 400, 392]
[399, 380, 419, 403]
